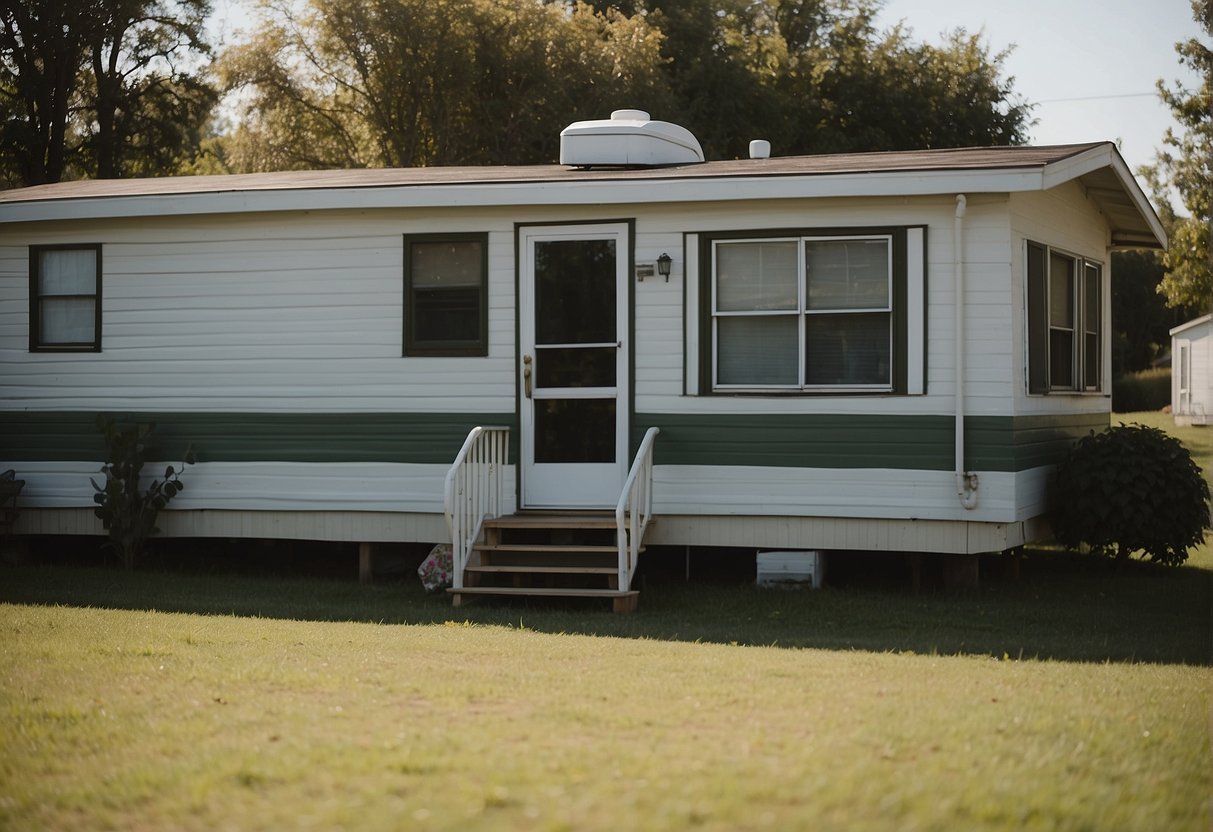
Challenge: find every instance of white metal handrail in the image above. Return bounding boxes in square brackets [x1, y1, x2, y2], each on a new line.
[615, 426, 659, 592]
[444, 426, 510, 590]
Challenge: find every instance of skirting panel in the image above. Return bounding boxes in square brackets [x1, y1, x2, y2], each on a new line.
[646, 514, 1034, 554]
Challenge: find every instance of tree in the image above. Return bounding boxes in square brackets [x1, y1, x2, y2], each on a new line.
[0, 0, 216, 186]
[218, 0, 671, 171]
[1109, 250, 1190, 375]
[1151, 0, 1212, 311]
[219, 0, 1032, 172]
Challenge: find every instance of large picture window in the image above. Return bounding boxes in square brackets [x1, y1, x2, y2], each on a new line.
[403, 233, 488, 356]
[709, 233, 897, 392]
[1026, 241, 1102, 393]
[29, 244, 102, 352]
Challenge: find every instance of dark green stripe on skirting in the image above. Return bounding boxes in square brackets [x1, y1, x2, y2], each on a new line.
[632, 412, 1109, 472]
[0, 412, 518, 465]
[0, 410, 1106, 472]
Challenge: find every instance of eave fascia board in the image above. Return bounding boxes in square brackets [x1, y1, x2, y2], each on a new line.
[0, 166, 1075, 226]
[1040, 143, 1167, 250]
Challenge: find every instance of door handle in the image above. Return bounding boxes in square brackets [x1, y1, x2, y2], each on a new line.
[523, 354, 533, 399]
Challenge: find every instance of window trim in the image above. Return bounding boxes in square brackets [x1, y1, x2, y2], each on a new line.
[402, 232, 489, 357]
[1025, 240, 1103, 395]
[699, 227, 909, 395]
[29, 243, 103, 353]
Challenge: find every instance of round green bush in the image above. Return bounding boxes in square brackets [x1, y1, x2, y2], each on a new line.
[1052, 424, 1210, 566]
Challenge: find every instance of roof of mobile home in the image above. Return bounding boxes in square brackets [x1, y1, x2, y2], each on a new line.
[0, 141, 1165, 248]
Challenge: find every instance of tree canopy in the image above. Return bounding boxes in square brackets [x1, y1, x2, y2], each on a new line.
[1150, 0, 1212, 311]
[213, 0, 1032, 172]
[1, 0, 1035, 182]
[0, 0, 216, 187]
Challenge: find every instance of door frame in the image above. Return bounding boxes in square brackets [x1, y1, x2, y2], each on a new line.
[516, 220, 634, 509]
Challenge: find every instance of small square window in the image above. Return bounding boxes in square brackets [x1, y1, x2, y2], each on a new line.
[30, 245, 102, 352]
[403, 234, 488, 356]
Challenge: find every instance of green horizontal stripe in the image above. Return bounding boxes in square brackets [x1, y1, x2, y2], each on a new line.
[0, 412, 518, 465]
[0, 410, 1106, 472]
[633, 412, 1109, 472]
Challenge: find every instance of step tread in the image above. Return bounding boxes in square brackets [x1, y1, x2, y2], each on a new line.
[474, 543, 621, 554]
[465, 564, 619, 575]
[483, 515, 620, 530]
[449, 587, 638, 599]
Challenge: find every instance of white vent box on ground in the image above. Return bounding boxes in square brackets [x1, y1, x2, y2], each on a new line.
[560, 109, 705, 167]
[756, 551, 824, 589]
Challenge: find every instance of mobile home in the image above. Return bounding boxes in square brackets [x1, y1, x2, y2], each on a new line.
[0, 112, 1165, 606]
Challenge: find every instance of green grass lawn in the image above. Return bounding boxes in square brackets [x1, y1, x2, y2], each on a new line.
[0, 410, 1209, 830]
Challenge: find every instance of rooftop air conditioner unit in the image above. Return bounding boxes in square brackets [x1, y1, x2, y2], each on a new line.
[560, 109, 705, 167]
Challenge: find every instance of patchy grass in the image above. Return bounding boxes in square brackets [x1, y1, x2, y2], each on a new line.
[2, 601, 1209, 832]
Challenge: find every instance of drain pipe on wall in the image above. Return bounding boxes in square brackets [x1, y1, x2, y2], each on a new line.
[954, 194, 979, 509]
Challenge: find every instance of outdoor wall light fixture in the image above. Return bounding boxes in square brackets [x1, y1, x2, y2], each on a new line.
[656, 252, 673, 282]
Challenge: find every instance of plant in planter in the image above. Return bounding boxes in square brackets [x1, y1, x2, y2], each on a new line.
[91, 416, 193, 569]
[1052, 423, 1210, 566]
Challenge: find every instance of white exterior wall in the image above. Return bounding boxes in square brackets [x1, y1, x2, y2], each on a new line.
[1008, 183, 1114, 417]
[1172, 319, 1213, 425]
[1, 191, 1081, 548]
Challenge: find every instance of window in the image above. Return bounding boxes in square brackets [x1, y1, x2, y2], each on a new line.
[29, 245, 102, 352]
[1026, 241, 1102, 393]
[706, 232, 905, 392]
[403, 233, 488, 356]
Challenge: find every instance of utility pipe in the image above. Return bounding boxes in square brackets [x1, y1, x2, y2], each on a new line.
[954, 194, 979, 509]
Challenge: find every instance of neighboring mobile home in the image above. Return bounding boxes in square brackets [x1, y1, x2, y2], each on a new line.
[1171, 314, 1213, 426]
[0, 112, 1165, 602]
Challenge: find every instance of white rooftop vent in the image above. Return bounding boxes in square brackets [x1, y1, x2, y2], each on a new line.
[560, 109, 705, 167]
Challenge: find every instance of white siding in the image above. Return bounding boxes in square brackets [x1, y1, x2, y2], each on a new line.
[8, 460, 516, 515]
[632, 194, 1017, 417]
[1008, 184, 1114, 418]
[653, 465, 1019, 524]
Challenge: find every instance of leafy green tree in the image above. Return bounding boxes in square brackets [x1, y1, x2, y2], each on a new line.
[1151, 0, 1212, 311]
[0, 0, 215, 186]
[220, 0, 1031, 171]
[219, 0, 671, 171]
[1110, 250, 1192, 375]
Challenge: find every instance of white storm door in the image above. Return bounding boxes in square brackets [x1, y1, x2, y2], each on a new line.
[519, 223, 629, 508]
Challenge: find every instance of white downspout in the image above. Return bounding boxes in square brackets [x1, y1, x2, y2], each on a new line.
[954, 194, 979, 509]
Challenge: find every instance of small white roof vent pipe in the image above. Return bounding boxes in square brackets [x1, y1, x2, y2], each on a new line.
[749, 139, 771, 159]
[560, 110, 705, 167]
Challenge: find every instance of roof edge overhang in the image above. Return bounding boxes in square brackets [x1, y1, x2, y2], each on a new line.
[1040, 142, 1167, 250]
[0, 144, 1169, 248]
[1170, 313, 1213, 337]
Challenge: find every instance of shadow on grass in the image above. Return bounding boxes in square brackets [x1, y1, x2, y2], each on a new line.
[4, 544, 1210, 666]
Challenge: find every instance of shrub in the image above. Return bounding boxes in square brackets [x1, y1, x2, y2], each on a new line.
[91, 416, 193, 569]
[1052, 423, 1210, 566]
[1111, 368, 1171, 412]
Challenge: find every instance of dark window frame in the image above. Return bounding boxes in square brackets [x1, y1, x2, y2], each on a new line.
[1026, 240, 1103, 395]
[402, 232, 489, 357]
[698, 226, 910, 395]
[29, 243, 103, 353]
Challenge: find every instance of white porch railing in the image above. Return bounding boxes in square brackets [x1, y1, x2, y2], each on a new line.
[444, 426, 510, 590]
[615, 427, 659, 592]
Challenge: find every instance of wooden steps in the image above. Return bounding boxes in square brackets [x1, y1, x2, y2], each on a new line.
[448, 511, 647, 613]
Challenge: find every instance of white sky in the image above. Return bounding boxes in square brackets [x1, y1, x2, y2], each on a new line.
[208, 0, 1204, 178]
[876, 0, 1203, 176]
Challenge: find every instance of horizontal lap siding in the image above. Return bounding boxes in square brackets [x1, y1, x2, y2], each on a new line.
[0, 212, 517, 412]
[9, 460, 516, 515]
[1008, 186, 1114, 417]
[0, 412, 517, 464]
[632, 196, 1016, 416]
